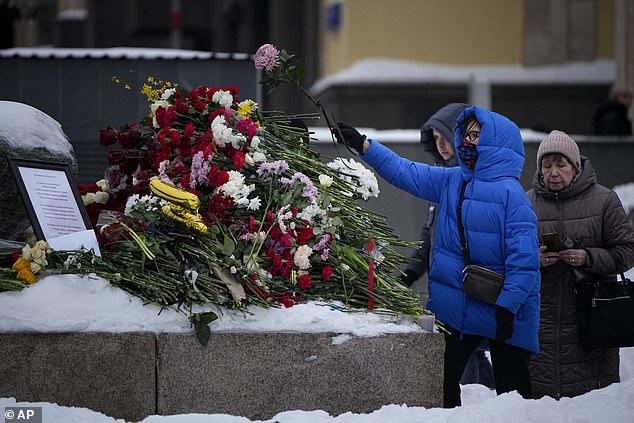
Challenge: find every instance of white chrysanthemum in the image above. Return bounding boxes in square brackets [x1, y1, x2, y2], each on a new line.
[250, 135, 261, 150]
[293, 245, 313, 270]
[276, 205, 293, 234]
[161, 88, 176, 100]
[212, 89, 233, 108]
[211, 115, 246, 149]
[216, 171, 255, 206]
[327, 158, 380, 200]
[297, 203, 327, 225]
[245, 151, 267, 166]
[124, 194, 168, 216]
[247, 197, 262, 211]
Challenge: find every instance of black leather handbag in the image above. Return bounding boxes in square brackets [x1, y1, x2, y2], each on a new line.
[575, 273, 634, 350]
[457, 181, 504, 305]
[462, 264, 504, 304]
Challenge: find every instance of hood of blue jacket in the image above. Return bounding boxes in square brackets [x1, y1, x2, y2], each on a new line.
[455, 106, 525, 181]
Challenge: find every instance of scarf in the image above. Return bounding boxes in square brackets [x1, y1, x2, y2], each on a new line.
[457, 139, 478, 171]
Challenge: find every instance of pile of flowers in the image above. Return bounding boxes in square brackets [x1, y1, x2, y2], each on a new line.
[0, 45, 425, 341]
[0, 240, 51, 289]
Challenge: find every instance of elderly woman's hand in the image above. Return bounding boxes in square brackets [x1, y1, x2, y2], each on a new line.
[558, 249, 589, 267]
[540, 245, 560, 267]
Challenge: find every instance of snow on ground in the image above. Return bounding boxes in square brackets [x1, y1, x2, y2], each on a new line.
[1, 268, 634, 422]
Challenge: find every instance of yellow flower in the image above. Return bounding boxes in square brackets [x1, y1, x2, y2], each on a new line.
[237, 100, 256, 117]
[12, 257, 30, 272]
[16, 269, 36, 284]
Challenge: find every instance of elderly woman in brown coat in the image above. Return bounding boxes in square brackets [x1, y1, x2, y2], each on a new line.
[527, 130, 634, 399]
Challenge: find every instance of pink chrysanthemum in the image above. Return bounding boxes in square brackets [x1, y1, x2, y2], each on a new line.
[254, 44, 281, 72]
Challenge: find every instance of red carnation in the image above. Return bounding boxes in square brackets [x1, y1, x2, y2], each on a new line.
[247, 123, 258, 139]
[279, 293, 300, 308]
[232, 150, 246, 170]
[225, 85, 240, 96]
[174, 99, 189, 114]
[298, 274, 313, 290]
[279, 233, 293, 248]
[180, 173, 191, 189]
[99, 127, 118, 146]
[208, 107, 226, 123]
[322, 265, 333, 281]
[295, 227, 314, 245]
[208, 165, 230, 187]
[184, 122, 195, 138]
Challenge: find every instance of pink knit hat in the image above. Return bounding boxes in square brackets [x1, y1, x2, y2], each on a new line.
[536, 130, 581, 172]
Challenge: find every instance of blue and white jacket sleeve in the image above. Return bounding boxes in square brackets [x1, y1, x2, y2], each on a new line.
[361, 139, 446, 204]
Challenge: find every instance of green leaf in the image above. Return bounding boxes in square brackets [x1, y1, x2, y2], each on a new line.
[191, 311, 218, 346]
[321, 194, 332, 208]
[280, 191, 293, 205]
[176, 85, 189, 99]
[198, 311, 219, 325]
[194, 321, 211, 346]
[295, 61, 305, 81]
[223, 235, 235, 256]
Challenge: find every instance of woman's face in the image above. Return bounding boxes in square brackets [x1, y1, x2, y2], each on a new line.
[433, 129, 455, 161]
[464, 119, 481, 145]
[541, 154, 577, 192]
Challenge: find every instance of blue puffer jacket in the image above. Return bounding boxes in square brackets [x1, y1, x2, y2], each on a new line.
[361, 106, 540, 354]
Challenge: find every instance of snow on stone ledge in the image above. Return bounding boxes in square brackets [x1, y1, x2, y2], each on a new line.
[0, 47, 251, 61]
[0, 101, 73, 156]
[0, 274, 422, 336]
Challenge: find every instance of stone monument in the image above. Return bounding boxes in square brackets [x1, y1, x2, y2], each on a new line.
[0, 101, 77, 241]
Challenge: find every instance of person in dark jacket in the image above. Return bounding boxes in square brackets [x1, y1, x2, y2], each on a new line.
[592, 83, 632, 136]
[400, 103, 495, 390]
[334, 106, 540, 407]
[401, 103, 465, 300]
[527, 130, 634, 399]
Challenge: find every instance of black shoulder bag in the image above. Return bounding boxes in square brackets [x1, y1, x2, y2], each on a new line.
[457, 181, 504, 304]
[575, 272, 634, 350]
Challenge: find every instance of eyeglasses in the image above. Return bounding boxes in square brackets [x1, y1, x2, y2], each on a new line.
[464, 130, 480, 143]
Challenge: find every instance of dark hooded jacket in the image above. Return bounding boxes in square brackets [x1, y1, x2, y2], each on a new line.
[404, 103, 467, 281]
[362, 106, 540, 354]
[527, 156, 634, 399]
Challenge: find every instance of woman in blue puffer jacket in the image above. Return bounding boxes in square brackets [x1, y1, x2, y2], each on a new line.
[334, 106, 540, 408]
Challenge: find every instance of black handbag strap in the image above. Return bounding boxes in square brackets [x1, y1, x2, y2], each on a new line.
[457, 180, 470, 266]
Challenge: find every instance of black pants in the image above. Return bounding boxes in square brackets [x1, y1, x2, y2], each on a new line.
[443, 327, 532, 408]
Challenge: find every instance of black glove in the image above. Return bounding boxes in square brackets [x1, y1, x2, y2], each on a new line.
[333, 122, 366, 153]
[399, 270, 418, 287]
[495, 306, 514, 342]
